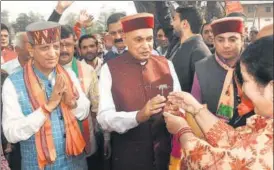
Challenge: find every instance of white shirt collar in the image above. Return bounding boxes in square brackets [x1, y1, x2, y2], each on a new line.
[63, 60, 73, 70]
[112, 46, 128, 54]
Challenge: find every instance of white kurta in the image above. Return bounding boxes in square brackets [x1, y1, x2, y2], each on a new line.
[2, 68, 90, 143]
[1, 57, 21, 74]
[97, 60, 181, 134]
[89, 58, 103, 77]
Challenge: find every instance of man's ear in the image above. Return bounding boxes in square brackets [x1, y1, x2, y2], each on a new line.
[182, 20, 188, 29]
[27, 43, 34, 57]
[77, 47, 82, 56]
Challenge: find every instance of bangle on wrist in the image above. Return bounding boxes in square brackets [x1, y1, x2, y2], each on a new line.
[190, 104, 207, 118]
[176, 127, 193, 142]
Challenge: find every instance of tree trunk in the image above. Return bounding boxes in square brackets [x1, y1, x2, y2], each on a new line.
[133, 1, 158, 26]
[204, 1, 225, 23]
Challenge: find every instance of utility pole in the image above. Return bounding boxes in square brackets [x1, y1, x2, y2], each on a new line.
[252, 5, 258, 28]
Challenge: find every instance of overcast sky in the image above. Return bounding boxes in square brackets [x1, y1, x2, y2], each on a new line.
[1, 1, 137, 24]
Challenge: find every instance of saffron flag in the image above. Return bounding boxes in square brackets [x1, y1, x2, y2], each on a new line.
[225, 0, 244, 15]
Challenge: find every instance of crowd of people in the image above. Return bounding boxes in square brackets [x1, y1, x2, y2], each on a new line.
[1, 1, 273, 170]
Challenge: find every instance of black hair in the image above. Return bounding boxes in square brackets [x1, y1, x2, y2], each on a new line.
[156, 26, 164, 34]
[1, 23, 9, 33]
[175, 6, 203, 34]
[235, 60, 243, 85]
[61, 25, 75, 39]
[78, 34, 98, 49]
[236, 35, 273, 86]
[200, 22, 211, 34]
[106, 12, 126, 29]
[227, 12, 246, 19]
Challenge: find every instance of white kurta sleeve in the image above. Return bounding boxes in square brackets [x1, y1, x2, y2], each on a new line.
[2, 78, 47, 143]
[66, 68, 90, 121]
[96, 64, 139, 134]
[168, 60, 181, 92]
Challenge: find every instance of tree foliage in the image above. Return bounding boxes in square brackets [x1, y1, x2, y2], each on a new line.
[174, 1, 225, 22]
[133, 1, 159, 48]
[1, 10, 10, 26]
[204, 2, 225, 22]
[95, 7, 117, 33]
[63, 12, 78, 28]
[134, 1, 224, 24]
[176, 1, 196, 7]
[11, 11, 45, 33]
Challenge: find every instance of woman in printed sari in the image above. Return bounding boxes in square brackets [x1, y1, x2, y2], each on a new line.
[164, 35, 273, 169]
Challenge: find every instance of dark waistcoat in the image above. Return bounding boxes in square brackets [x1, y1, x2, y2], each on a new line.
[107, 52, 173, 170]
[195, 55, 254, 128]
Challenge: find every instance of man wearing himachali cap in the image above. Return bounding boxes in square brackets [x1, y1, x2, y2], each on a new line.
[2, 21, 90, 170]
[97, 13, 181, 170]
[192, 17, 255, 126]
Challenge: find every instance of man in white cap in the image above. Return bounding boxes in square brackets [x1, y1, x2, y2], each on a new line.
[192, 17, 254, 126]
[249, 26, 258, 43]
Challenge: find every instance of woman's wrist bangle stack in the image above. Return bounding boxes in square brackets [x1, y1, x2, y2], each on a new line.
[176, 127, 193, 142]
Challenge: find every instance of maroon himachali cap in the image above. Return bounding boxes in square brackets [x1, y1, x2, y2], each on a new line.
[211, 17, 244, 36]
[120, 13, 154, 33]
[26, 21, 61, 45]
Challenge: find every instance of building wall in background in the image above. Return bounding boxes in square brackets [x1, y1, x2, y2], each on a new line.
[242, 2, 273, 30]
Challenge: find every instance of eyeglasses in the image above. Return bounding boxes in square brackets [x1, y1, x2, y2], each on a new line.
[109, 30, 124, 36]
[60, 43, 75, 48]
